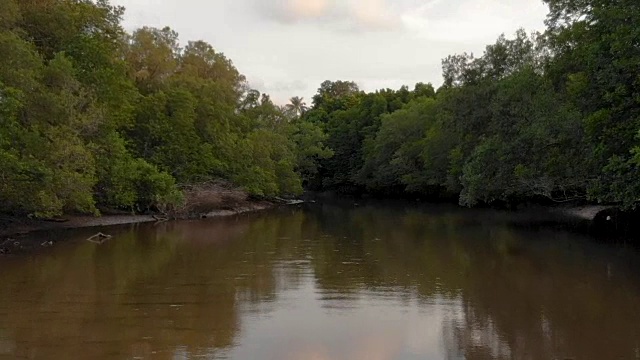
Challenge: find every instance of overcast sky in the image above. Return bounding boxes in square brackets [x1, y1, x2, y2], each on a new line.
[112, 0, 550, 104]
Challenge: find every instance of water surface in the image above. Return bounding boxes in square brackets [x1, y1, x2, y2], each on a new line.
[1, 203, 639, 359]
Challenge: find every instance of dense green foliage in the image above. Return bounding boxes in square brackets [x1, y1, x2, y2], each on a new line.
[0, 0, 330, 217]
[1, 0, 638, 217]
[305, 0, 640, 208]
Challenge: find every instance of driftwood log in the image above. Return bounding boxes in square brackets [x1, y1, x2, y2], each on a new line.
[86, 232, 112, 244]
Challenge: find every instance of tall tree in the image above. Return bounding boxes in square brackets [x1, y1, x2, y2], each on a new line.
[285, 96, 308, 117]
[544, 0, 640, 207]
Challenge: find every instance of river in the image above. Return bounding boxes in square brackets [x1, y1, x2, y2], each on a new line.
[1, 202, 639, 359]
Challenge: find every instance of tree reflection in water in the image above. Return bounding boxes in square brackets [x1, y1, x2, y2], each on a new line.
[0, 202, 639, 359]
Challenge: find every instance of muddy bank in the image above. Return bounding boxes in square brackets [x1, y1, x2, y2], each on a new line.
[0, 202, 273, 238]
[0, 182, 285, 254]
[0, 214, 158, 238]
[0, 201, 276, 255]
[171, 182, 279, 219]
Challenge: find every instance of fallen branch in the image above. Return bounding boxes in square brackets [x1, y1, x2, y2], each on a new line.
[273, 197, 305, 205]
[152, 214, 170, 225]
[152, 214, 169, 221]
[87, 232, 112, 244]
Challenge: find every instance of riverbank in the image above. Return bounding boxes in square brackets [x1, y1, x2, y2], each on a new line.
[306, 191, 640, 241]
[0, 183, 281, 254]
[2, 194, 636, 256]
[0, 202, 274, 237]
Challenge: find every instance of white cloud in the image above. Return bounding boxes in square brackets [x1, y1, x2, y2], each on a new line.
[402, 0, 548, 43]
[256, 0, 403, 31]
[262, 0, 330, 23]
[348, 0, 402, 31]
[112, 0, 549, 104]
[286, 0, 330, 19]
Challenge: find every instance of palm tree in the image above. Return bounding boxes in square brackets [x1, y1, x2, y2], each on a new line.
[285, 96, 308, 117]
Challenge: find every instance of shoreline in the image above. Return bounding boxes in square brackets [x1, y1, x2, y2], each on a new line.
[0, 202, 624, 238]
[0, 200, 277, 253]
[2, 199, 636, 256]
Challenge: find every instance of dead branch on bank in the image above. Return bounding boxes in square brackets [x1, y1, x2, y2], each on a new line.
[152, 214, 169, 222]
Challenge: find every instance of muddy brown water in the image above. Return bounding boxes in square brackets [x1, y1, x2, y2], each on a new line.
[1, 202, 639, 360]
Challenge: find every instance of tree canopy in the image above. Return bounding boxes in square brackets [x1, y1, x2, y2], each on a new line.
[1, 0, 638, 217]
[0, 0, 331, 217]
[302, 0, 639, 209]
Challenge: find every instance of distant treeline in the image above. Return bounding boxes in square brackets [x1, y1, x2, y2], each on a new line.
[0, 0, 638, 218]
[304, 0, 640, 209]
